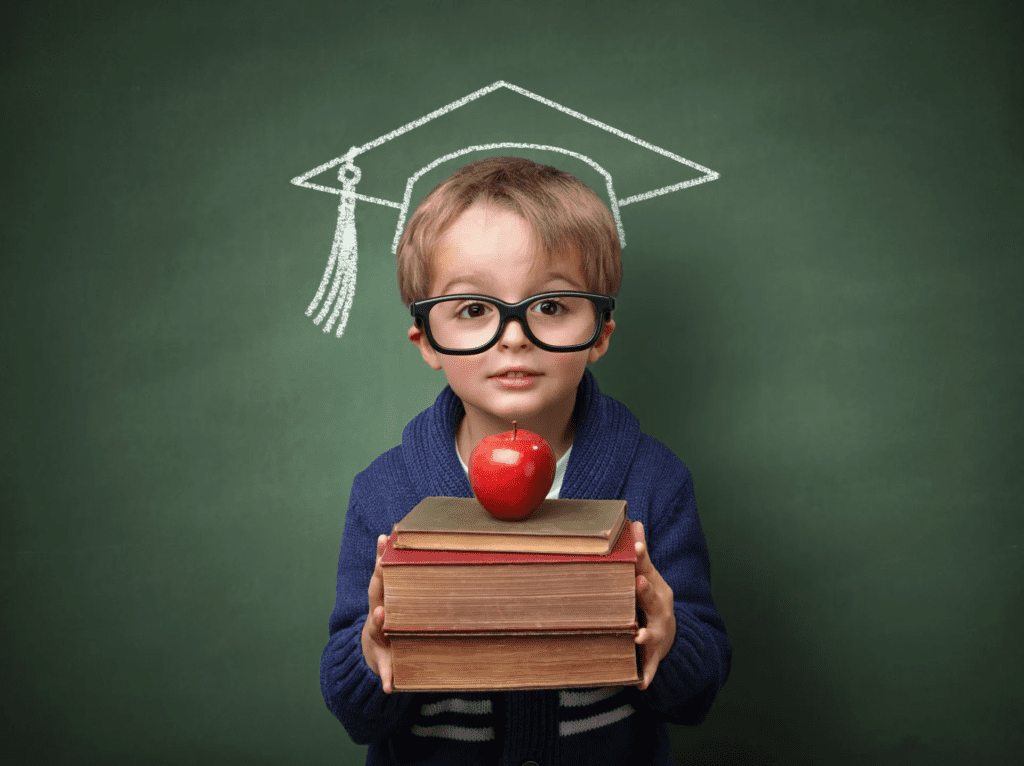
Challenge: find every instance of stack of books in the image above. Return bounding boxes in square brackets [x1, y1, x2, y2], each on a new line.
[382, 497, 639, 691]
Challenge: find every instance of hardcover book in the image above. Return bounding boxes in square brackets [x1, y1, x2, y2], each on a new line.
[381, 523, 637, 632]
[391, 497, 628, 555]
[382, 522, 641, 691]
[388, 630, 640, 691]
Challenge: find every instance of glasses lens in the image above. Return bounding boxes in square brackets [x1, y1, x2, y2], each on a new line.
[427, 298, 501, 350]
[426, 295, 600, 351]
[525, 295, 599, 347]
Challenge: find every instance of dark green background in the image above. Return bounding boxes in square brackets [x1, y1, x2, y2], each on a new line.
[3, 1, 1021, 763]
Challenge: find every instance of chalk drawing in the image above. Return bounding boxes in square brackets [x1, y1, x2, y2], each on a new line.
[292, 80, 719, 339]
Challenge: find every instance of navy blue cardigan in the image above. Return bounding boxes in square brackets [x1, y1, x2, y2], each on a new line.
[321, 371, 731, 765]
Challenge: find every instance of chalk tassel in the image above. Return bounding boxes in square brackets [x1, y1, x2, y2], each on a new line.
[307, 162, 361, 338]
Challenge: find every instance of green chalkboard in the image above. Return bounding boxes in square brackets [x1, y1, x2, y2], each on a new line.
[3, 1, 1021, 764]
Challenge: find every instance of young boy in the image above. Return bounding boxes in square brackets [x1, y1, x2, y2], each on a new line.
[321, 157, 731, 765]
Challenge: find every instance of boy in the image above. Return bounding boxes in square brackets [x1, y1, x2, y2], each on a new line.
[321, 157, 731, 765]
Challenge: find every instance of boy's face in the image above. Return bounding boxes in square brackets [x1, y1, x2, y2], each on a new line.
[408, 202, 614, 435]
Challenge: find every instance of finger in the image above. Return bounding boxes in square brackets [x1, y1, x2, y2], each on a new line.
[632, 520, 646, 546]
[634, 573, 651, 606]
[373, 535, 388, 582]
[640, 637, 660, 690]
[635, 573, 656, 614]
[636, 640, 654, 690]
[634, 627, 647, 689]
[634, 621, 665, 686]
[380, 650, 394, 694]
[368, 556, 385, 606]
[641, 657, 655, 690]
[635, 625, 662, 649]
[633, 522, 654, 577]
[369, 605, 389, 645]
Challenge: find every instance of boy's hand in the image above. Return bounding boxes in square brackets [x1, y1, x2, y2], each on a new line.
[361, 534, 394, 693]
[633, 520, 677, 690]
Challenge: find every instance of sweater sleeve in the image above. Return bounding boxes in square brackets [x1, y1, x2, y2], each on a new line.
[634, 452, 732, 724]
[319, 470, 416, 744]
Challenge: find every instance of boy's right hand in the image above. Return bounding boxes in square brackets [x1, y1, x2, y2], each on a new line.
[361, 534, 394, 694]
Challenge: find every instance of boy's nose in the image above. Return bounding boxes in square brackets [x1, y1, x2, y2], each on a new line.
[498, 317, 532, 349]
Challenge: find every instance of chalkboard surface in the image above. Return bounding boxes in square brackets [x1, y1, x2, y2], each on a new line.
[3, 1, 1021, 764]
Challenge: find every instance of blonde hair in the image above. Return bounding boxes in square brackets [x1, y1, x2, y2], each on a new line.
[396, 157, 622, 305]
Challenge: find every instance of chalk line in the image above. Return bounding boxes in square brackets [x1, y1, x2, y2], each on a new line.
[389, 143, 625, 252]
[294, 81, 720, 339]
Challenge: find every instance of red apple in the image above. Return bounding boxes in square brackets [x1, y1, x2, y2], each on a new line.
[469, 422, 556, 520]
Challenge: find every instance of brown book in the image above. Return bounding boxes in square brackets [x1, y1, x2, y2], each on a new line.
[392, 497, 628, 555]
[381, 523, 637, 633]
[389, 630, 640, 691]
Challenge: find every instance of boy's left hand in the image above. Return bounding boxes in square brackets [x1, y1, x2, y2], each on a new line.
[632, 520, 677, 690]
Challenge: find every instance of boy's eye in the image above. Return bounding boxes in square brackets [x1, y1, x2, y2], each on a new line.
[455, 301, 492, 319]
[532, 300, 566, 316]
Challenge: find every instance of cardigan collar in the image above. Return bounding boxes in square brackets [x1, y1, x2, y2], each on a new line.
[401, 370, 642, 501]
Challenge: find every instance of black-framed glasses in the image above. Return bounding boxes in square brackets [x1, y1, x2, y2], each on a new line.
[410, 291, 615, 355]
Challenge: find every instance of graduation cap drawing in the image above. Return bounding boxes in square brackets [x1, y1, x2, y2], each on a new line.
[291, 80, 720, 339]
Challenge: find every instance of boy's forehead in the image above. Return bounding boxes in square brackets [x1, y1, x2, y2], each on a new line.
[435, 248, 587, 282]
[291, 80, 720, 338]
[432, 208, 587, 292]
[438, 201, 544, 252]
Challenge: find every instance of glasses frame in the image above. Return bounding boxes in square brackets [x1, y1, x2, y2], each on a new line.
[410, 291, 616, 355]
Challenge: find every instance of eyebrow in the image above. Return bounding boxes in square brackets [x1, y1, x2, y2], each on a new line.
[435, 273, 489, 296]
[436, 271, 586, 297]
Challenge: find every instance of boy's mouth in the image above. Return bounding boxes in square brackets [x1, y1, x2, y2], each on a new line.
[492, 368, 540, 378]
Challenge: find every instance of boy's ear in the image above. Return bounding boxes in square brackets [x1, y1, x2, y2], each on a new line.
[586, 319, 615, 364]
[408, 323, 444, 370]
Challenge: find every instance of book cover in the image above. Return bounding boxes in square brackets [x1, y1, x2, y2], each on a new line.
[391, 497, 628, 555]
[382, 517, 635, 568]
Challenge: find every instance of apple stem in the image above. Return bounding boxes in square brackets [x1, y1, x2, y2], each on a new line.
[512, 420, 517, 440]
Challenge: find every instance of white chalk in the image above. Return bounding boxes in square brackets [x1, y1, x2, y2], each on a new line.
[293, 81, 720, 339]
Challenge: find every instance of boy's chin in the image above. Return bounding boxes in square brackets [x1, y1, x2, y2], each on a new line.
[475, 391, 577, 428]
[461, 390, 541, 422]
